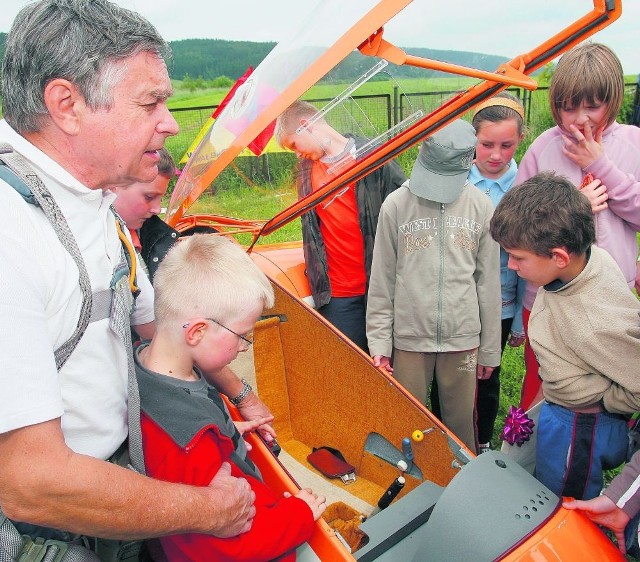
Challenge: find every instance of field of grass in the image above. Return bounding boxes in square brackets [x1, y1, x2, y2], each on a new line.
[186, 178, 302, 246]
[167, 76, 479, 111]
[307, 76, 478, 100]
[168, 82, 228, 109]
[169, 73, 639, 107]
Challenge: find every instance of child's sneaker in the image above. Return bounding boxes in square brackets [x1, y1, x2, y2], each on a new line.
[478, 442, 492, 454]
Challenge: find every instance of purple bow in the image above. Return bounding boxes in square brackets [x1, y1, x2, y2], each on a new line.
[502, 406, 535, 446]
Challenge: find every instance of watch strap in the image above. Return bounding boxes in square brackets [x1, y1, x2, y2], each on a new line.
[230, 378, 252, 406]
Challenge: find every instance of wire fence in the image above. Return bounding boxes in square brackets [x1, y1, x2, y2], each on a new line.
[167, 81, 640, 191]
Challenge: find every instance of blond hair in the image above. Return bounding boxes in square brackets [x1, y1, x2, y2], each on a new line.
[274, 100, 321, 145]
[153, 234, 274, 327]
[549, 43, 624, 128]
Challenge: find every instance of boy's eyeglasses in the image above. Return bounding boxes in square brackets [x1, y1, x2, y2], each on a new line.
[182, 318, 253, 347]
[208, 318, 254, 347]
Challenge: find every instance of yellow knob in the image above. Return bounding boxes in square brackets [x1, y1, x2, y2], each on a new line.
[412, 430, 424, 442]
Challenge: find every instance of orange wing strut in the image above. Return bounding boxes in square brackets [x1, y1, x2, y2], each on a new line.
[358, 28, 537, 90]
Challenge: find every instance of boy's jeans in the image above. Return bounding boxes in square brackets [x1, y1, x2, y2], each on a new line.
[535, 401, 627, 500]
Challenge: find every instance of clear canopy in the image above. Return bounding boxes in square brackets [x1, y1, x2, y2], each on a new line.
[166, 0, 620, 241]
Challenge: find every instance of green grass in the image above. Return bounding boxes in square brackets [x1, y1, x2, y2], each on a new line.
[168, 87, 227, 109]
[495, 345, 527, 446]
[166, 76, 478, 110]
[168, 73, 638, 105]
[307, 76, 477, 100]
[182, 171, 302, 246]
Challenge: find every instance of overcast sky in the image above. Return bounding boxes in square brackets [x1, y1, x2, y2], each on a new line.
[1, 0, 638, 75]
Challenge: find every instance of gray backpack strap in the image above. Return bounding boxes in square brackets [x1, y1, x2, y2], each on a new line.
[0, 142, 92, 370]
[0, 145, 146, 477]
[0, 143, 97, 559]
[0, 145, 146, 474]
[113, 216, 145, 475]
[0, 144, 145, 557]
[0, 510, 24, 562]
[0, 164, 36, 205]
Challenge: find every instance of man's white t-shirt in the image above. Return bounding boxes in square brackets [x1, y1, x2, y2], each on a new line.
[0, 120, 154, 459]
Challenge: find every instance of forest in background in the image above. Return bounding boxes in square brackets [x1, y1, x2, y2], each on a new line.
[166, 38, 510, 83]
[0, 32, 510, 84]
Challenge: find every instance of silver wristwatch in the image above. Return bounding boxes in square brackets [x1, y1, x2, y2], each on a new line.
[229, 378, 252, 406]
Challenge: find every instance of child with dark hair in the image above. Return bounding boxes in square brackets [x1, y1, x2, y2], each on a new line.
[113, 147, 179, 281]
[114, 147, 176, 232]
[490, 171, 640, 500]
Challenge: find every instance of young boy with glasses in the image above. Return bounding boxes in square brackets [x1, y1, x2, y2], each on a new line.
[135, 233, 326, 561]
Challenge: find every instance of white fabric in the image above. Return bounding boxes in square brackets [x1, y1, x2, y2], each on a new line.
[616, 475, 640, 510]
[0, 120, 154, 459]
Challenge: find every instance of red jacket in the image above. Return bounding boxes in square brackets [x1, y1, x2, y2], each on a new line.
[137, 359, 314, 561]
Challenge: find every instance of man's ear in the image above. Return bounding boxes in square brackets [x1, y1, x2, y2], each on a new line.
[550, 247, 571, 268]
[43, 78, 83, 135]
[184, 320, 207, 346]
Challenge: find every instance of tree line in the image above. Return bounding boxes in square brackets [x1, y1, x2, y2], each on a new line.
[0, 32, 511, 88]
[169, 39, 510, 83]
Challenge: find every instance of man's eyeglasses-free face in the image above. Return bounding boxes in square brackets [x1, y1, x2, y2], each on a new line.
[182, 318, 254, 348]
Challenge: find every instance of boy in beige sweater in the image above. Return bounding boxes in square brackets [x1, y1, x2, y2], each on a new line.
[490, 171, 640, 500]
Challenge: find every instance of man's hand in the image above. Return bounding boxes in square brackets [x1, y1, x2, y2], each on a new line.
[206, 462, 256, 537]
[477, 365, 494, 380]
[236, 392, 276, 442]
[373, 355, 393, 373]
[563, 495, 630, 554]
